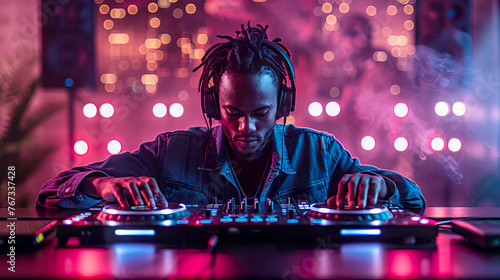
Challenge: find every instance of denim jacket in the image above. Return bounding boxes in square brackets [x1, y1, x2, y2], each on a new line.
[35, 124, 426, 209]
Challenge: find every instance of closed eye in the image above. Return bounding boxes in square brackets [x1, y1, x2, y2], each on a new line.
[255, 110, 269, 116]
[226, 109, 241, 117]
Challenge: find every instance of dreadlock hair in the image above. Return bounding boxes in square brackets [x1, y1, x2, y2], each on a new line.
[193, 22, 291, 99]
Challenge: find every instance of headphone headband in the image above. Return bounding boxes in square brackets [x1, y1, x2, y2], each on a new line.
[261, 40, 296, 114]
[201, 38, 296, 120]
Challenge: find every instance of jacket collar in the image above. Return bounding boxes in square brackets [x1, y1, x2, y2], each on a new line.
[198, 123, 296, 175]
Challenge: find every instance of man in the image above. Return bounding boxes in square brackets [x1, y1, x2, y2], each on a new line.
[36, 23, 425, 210]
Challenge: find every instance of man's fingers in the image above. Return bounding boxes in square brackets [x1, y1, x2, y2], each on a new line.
[357, 175, 370, 209]
[337, 175, 351, 209]
[95, 176, 167, 208]
[336, 173, 386, 210]
[145, 178, 168, 207]
[368, 179, 381, 207]
[139, 181, 156, 208]
[113, 186, 130, 209]
[347, 174, 361, 209]
[326, 196, 337, 209]
[128, 182, 145, 206]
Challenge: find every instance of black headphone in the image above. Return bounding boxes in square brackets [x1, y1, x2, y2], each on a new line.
[201, 40, 296, 120]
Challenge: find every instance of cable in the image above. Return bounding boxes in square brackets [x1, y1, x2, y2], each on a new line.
[275, 117, 286, 203]
[436, 216, 500, 226]
[202, 114, 216, 204]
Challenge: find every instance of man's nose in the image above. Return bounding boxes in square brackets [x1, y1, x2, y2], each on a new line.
[238, 116, 256, 134]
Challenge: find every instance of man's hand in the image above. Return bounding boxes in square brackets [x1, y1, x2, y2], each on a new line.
[92, 176, 168, 209]
[327, 173, 389, 209]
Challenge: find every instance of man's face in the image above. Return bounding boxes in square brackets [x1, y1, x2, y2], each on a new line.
[218, 70, 278, 162]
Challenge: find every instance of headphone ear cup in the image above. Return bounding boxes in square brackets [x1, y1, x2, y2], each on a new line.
[277, 85, 293, 119]
[202, 87, 221, 120]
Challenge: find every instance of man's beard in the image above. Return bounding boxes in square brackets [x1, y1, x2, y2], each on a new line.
[225, 129, 273, 163]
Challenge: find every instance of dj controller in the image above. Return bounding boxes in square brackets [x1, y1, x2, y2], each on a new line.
[56, 198, 437, 247]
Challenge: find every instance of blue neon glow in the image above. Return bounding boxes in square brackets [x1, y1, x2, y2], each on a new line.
[160, 209, 173, 214]
[235, 217, 248, 223]
[340, 229, 381, 236]
[318, 208, 330, 213]
[160, 220, 175, 226]
[106, 221, 119, 226]
[115, 229, 156, 236]
[251, 217, 263, 222]
[64, 78, 74, 87]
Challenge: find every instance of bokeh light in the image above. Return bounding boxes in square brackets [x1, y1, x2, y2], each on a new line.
[387, 5, 397, 15]
[103, 19, 114, 30]
[373, 51, 387, 62]
[322, 3, 333, 13]
[382, 27, 392, 37]
[326, 15, 337, 25]
[394, 103, 409, 118]
[158, 0, 171, 8]
[308, 102, 323, 117]
[160, 34, 172, 44]
[325, 102, 341, 116]
[145, 38, 161, 49]
[150, 17, 161, 28]
[99, 4, 110, 15]
[108, 33, 129, 44]
[99, 103, 114, 118]
[145, 84, 157, 94]
[448, 138, 462, 152]
[390, 84, 401, 95]
[394, 137, 409, 152]
[104, 84, 116, 92]
[169, 103, 184, 118]
[142, 74, 158, 85]
[323, 51, 334, 62]
[329, 87, 340, 97]
[127, 4, 138, 15]
[361, 136, 376, 151]
[110, 8, 126, 19]
[118, 60, 130, 71]
[339, 3, 350, 13]
[107, 140, 122, 154]
[431, 137, 446, 152]
[404, 4, 414, 14]
[153, 103, 167, 118]
[366, 5, 377, 16]
[404, 20, 414, 30]
[83, 103, 97, 118]
[186, 3, 197, 14]
[452, 101, 466, 116]
[173, 8, 183, 18]
[197, 33, 208, 44]
[148, 2, 158, 13]
[178, 90, 189, 101]
[74, 140, 89, 155]
[435, 102, 450, 116]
